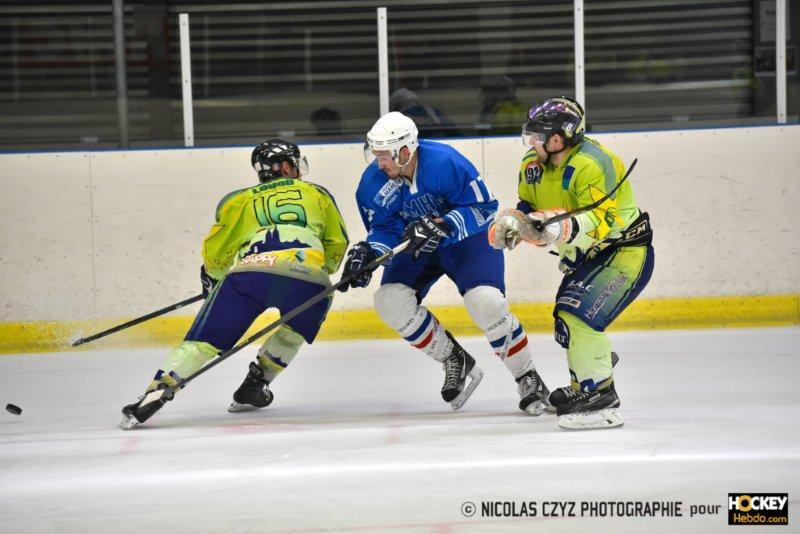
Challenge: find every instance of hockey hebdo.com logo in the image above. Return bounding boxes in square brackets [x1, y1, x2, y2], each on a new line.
[728, 493, 788, 525]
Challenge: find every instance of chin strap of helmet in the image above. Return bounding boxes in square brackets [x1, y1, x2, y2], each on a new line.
[541, 131, 577, 164]
[396, 149, 416, 176]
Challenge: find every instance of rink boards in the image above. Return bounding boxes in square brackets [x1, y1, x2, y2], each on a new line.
[0, 125, 798, 351]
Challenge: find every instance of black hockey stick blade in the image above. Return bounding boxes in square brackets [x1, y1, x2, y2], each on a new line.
[140, 241, 411, 405]
[534, 157, 638, 230]
[71, 293, 205, 347]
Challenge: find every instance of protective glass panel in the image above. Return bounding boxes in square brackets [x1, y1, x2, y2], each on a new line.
[584, 0, 797, 131]
[385, 1, 574, 139]
[1, 0, 796, 151]
[0, 2, 119, 150]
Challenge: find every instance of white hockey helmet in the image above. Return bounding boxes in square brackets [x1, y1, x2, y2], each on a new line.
[363, 111, 419, 164]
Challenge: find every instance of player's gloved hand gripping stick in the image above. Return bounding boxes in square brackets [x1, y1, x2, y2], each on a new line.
[131, 241, 410, 413]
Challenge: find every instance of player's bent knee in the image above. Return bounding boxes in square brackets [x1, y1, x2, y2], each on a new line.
[164, 340, 220, 378]
[265, 326, 305, 353]
[463, 286, 509, 330]
[374, 283, 419, 329]
[554, 314, 571, 349]
[556, 311, 606, 351]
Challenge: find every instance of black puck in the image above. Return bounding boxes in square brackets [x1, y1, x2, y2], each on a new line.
[5, 403, 22, 415]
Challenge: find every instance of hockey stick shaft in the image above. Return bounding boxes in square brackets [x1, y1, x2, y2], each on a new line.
[71, 293, 205, 347]
[533, 157, 638, 230]
[155, 241, 410, 399]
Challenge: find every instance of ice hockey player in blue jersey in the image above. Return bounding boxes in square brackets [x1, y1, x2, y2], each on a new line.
[339, 111, 552, 414]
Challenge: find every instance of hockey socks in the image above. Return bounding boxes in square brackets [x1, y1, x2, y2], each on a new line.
[400, 307, 452, 363]
[485, 313, 534, 378]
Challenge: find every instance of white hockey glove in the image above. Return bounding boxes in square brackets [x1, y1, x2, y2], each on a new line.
[488, 209, 529, 250]
[527, 209, 574, 246]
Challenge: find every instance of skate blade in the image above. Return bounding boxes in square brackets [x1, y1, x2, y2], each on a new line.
[119, 414, 140, 431]
[450, 366, 484, 411]
[557, 407, 624, 430]
[227, 401, 261, 413]
[523, 399, 552, 416]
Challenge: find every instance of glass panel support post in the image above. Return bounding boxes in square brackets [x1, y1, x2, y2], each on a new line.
[179, 13, 195, 147]
[113, 0, 129, 148]
[574, 0, 586, 121]
[776, 0, 787, 124]
[377, 7, 389, 117]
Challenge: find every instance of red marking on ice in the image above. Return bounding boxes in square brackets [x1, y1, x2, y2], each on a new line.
[217, 423, 310, 434]
[119, 437, 141, 455]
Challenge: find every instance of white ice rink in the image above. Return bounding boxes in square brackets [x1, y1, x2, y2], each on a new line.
[1, 327, 798, 533]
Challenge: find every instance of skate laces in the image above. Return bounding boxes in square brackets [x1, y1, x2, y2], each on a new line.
[442, 354, 463, 390]
[517, 373, 540, 397]
[246, 361, 267, 382]
[564, 387, 594, 402]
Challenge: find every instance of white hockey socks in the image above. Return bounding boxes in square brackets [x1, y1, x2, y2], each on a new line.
[486, 313, 534, 379]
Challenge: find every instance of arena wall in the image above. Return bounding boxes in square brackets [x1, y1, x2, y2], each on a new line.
[1, 125, 797, 351]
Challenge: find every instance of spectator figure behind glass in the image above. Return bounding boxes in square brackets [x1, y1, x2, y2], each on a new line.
[476, 76, 528, 135]
[390, 87, 461, 139]
[310, 107, 343, 136]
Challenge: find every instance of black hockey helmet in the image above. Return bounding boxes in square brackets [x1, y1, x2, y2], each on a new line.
[251, 139, 308, 182]
[522, 97, 585, 148]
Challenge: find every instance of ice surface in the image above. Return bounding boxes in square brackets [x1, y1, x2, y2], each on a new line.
[1, 328, 798, 533]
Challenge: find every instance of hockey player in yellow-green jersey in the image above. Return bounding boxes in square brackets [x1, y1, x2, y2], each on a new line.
[488, 97, 654, 431]
[121, 139, 349, 429]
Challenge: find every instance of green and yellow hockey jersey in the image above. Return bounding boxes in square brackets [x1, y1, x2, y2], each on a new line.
[517, 137, 640, 262]
[202, 177, 349, 286]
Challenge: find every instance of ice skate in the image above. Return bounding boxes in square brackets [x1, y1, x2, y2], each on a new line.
[552, 383, 623, 430]
[119, 385, 174, 430]
[548, 352, 620, 412]
[441, 333, 483, 410]
[516, 369, 552, 416]
[228, 362, 274, 413]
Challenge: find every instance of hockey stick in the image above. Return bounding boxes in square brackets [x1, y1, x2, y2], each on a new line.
[134, 241, 410, 409]
[71, 293, 205, 347]
[533, 157, 638, 230]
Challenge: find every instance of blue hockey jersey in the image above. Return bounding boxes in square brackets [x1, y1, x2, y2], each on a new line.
[356, 139, 498, 255]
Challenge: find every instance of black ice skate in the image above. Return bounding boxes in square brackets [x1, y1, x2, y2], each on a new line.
[119, 385, 174, 430]
[440, 332, 483, 411]
[516, 369, 552, 416]
[548, 352, 620, 412]
[552, 383, 623, 430]
[228, 362, 274, 413]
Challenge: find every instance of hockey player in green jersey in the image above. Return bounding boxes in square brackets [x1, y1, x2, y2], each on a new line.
[120, 139, 349, 429]
[488, 97, 654, 430]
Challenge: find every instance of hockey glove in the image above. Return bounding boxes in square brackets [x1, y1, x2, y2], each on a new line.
[200, 265, 218, 297]
[488, 209, 529, 250]
[401, 215, 450, 259]
[338, 241, 379, 292]
[528, 209, 575, 246]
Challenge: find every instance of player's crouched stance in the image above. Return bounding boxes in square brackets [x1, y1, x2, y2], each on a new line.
[489, 97, 654, 430]
[121, 140, 348, 429]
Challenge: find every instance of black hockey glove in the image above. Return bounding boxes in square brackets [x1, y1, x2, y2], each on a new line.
[338, 241, 379, 292]
[200, 265, 218, 297]
[401, 215, 450, 259]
